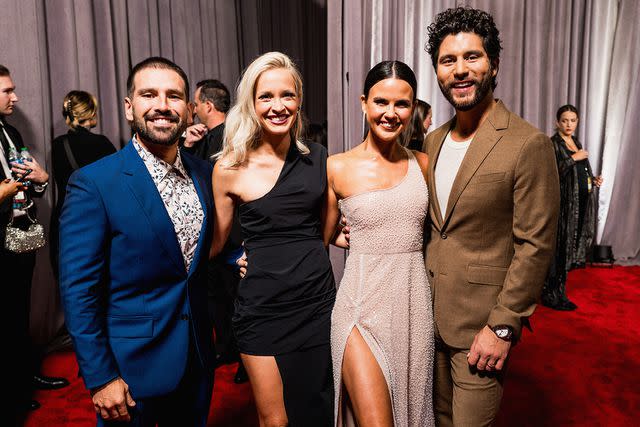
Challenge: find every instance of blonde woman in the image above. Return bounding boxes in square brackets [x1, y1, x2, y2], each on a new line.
[50, 91, 115, 275]
[211, 52, 335, 426]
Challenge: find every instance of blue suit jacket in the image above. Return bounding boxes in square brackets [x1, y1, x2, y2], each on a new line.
[59, 141, 214, 399]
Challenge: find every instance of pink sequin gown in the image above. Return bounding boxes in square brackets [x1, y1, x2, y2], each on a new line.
[331, 150, 435, 426]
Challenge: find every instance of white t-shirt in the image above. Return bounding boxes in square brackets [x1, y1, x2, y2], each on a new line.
[434, 131, 472, 222]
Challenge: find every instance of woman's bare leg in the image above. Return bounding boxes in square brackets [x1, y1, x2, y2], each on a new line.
[241, 353, 288, 427]
[341, 327, 393, 427]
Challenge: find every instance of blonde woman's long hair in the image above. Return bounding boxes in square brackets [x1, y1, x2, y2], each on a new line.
[217, 52, 308, 167]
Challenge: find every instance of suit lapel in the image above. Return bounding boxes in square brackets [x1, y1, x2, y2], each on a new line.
[429, 120, 454, 229]
[181, 155, 210, 278]
[442, 101, 510, 229]
[121, 142, 185, 274]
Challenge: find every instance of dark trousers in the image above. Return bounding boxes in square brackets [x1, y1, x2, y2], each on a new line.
[208, 261, 239, 361]
[2, 218, 37, 424]
[99, 341, 215, 427]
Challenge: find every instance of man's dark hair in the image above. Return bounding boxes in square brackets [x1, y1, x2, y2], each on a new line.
[0, 64, 10, 77]
[126, 57, 189, 98]
[363, 60, 417, 101]
[196, 79, 230, 113]
[426, 7, 502, 89]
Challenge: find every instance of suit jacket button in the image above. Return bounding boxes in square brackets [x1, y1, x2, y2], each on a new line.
[428, 270, 434, 277]
[181, 314, 190, 320]
[441, 233, 447, 240]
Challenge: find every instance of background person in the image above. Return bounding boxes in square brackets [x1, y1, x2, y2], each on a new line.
[50, 90, 116, 276]
[542, 104, 602, 311]
[1, 64, 57, 423]
[403, 99, 432, 151]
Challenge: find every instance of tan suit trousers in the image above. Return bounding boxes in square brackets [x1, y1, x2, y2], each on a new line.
[434, 329, 506, 427]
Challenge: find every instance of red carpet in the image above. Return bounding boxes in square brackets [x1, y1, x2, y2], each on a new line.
[26, 266, 640, 426]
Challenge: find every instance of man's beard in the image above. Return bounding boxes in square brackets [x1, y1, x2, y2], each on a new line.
[439, 67, 494, 112]
[132, 111, 186, 146]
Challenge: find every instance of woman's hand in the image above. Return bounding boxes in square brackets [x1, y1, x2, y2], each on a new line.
[571, 149, 588, 161]
[236, 252, 248, 278]
[593, 175, 603, 187]
[0, 179, 23, 203]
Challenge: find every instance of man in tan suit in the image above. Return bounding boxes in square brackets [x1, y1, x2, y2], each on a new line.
[422, 7, 560, 426]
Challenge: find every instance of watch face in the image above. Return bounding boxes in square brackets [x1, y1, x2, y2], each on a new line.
[496, 328, 508, 338]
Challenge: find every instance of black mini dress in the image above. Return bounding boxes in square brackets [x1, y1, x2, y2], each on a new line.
[234, 141, 335, 426]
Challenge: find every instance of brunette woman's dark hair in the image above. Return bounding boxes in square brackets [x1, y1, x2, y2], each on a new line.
[556, 104, 579, 121]
[363, 61, 417, 100]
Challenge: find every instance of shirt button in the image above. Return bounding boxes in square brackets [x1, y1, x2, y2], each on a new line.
[441, 233, 448, 240]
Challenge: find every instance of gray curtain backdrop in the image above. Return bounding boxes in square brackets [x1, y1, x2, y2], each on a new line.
[327, 0, 639, 279]
[1, 0, 327, 348]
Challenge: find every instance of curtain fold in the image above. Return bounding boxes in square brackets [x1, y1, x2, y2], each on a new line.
[328, 0, 639, 272]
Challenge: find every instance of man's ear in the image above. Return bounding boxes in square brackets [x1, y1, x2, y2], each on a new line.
[491, 58, 499, 78]
[206, 100, 215, 114]
[124, 97, 133, 122]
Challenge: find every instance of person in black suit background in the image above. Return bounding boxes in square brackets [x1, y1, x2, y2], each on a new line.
[50, 90, 116, 276]
[0, 64, 65, 424]
[181, 79, 247, 382]
[182, 79, 229, 160]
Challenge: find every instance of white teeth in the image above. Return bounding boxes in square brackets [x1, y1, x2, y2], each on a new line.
[268, 116, 288, 124]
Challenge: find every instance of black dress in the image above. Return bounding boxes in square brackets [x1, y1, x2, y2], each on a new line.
[542, 133, 597, 309]
[235, 141, 335, 426]
[50, 127, 116, 274]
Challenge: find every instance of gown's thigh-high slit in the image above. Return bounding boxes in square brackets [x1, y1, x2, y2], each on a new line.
[339, 324, 395, 424]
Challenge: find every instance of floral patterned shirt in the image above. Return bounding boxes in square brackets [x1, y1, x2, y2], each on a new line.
[133, 138, 204, 271]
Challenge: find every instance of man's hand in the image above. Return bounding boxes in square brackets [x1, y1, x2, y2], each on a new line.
[183, 124, 207, 147]
[11, 158, 49, 184]
[91, 377, 136, 422]
[333, 215, 350, 249]
[0, 179, 24, 203]
[467, 326, 511, 372]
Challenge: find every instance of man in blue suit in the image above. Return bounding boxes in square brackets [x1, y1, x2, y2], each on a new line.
[59, 57, 215, 426]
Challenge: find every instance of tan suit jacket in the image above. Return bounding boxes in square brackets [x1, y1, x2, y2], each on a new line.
[423, 100, 559, 349]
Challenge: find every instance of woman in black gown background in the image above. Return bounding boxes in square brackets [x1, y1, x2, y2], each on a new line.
[542, 104, 602, 310]
[50, 91, 115, 275]
[211, 52, 336, 426]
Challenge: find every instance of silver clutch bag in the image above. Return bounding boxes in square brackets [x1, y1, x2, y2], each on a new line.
[4, 211, 46, 253]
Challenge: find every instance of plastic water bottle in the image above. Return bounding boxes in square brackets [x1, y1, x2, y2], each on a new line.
[20, 147, 32, 162]
[7, 145, 20, 166]
[8, 146, 27, 209]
